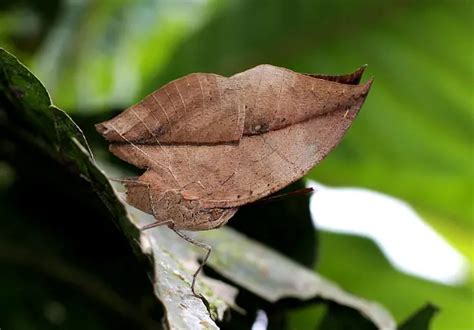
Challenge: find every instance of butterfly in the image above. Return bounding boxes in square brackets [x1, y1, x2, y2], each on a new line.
[96, 64, 372, 296]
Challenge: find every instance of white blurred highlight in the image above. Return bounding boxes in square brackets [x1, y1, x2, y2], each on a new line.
[251, 310, 268, 330]
[308, 180, 469, 285]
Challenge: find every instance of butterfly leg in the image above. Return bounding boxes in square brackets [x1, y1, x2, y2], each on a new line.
[107, 177, 141, 202]
[107, 177, 137, 183]
[141, 219, 174, 230]
[109, 177, 209, 297]
[172, 229, 211, 298]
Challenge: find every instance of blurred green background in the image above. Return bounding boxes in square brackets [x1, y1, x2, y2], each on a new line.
[0, 0, 472, 329]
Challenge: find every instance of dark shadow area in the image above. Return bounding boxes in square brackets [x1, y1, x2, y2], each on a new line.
[0, 130, 163, 330]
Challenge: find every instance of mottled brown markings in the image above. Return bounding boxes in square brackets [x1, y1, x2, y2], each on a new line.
[164, 86, 180, 118]
[260, 133, 301, 177]
[253, 65, 265, 115]
[108, 122, 169, 173]
[151, 93, 173, 134]
[146, 103, 166, 138]
[250, 147, 276, 164]
[181, 75, 204, 184]
[201, 97, 369, 209]
[169, 80, 197, 187]
[216, 78, 224, 126]
[174, 81, 187, 116]
[220, 172, 235, 187]
[197, 74, 205, 114]
[279, 73, 296, 128]
[234, 103, 244, 140]
[130, 107, 171, 161]
[271, 69, 285, 128]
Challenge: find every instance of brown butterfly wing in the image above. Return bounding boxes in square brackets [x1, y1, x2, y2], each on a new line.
[96, 64, 372, 229]
[96, 73, 245, 144]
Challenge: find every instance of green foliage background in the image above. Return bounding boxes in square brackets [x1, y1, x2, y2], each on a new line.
[0, 0, 472, 329]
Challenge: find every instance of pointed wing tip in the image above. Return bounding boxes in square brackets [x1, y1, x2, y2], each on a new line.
[363, 77, 374, 91]
[347, 64, 369, 84]
[95, 122, 106, 133]
[94, 120, 122, 142]
[94, 121, 111, 139]
[354, 64, 368, 77]
[304, 65, 370, 85]
[351, 78, 374, 115]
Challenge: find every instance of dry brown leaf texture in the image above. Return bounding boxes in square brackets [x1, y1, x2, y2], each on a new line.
[96, 64, 372, 230]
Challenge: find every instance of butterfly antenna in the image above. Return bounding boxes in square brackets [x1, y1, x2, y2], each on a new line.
[253, 187, 314, 205]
